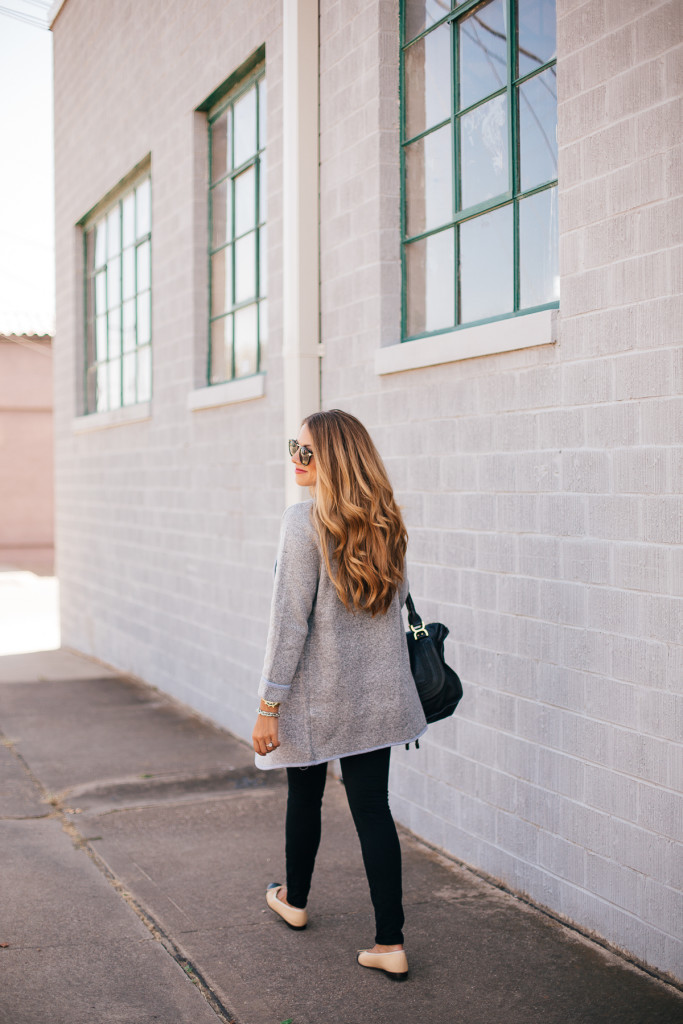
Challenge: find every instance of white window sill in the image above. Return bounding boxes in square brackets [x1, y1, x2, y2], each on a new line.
[188, 373, 266, 411]
[375, 309, 557, 375]
[72, 402, 152, 432]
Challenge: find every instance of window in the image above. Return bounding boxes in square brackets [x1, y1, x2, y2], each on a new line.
[208, 67, 266, 384]
[83, 174, 152, 413]
[401, 0, 558, 341]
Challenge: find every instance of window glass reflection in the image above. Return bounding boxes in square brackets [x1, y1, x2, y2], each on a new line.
[107, 257, 120, 309]
[86, 367, 97, 411]
[404, 22, 451, 140]
[96, 364, 108, 412]
[123, 352, 136, 405]
[259, 152, 267, 223]
[135, 179, 151, 238]
[459, 204, 513, 322]
[136, 240, 151, 293]
[106, 207, 120, 257]
[459, 93, 508, 209]
[210, 315, 232, 383]
[259, 299, 268, 371]
[518, 67, 557, 191]
[137, 345, 152, 401]
[211, 109, 231, 182]
[211, 180, 231, 249]
[518, 0, 556, 77]
[258, 78, 266, 151]
[233, 85, 257, 168]
[234, 303, 258, 377]
[122, 299, 136, 351]
[403, 0, 450, 43]
[122, 248, 135, 301]
[95, 271, 106, 316]
[136, 291, 151, 345]
[85, 174, 152, 413]
[94, 223, 106, 268]
[406, 228, 454, 336]
[234, 231, 256, 303]
[519, 186, 559, 308]
[96, 315, 107, 361]
[459, 0, 507, 110]
[122, 194, 135, 248]
[405, 124, 453, 237]
[211, 247, 231, 316]
[259, 227, 267, 296]
[234, 165, 256, 237]
[108, 307, 122, 358]
[108, 358, 121, 410]
[86, 314, 95, 366]
[209, 71, 265, 385]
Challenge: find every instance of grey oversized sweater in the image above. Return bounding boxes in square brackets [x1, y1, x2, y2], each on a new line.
[256, 500, 427, 769]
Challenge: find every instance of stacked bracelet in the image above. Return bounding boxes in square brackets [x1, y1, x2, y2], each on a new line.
[258, 708, 280, 718]
[262, 699, 280, 708]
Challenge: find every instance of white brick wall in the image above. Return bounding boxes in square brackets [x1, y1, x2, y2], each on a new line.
[53, 0, 286, 744]
[53, 0, 682, 984]
[319, 0, 682, 981]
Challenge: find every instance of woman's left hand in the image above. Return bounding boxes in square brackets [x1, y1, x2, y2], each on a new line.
[253, 712, 280, 756]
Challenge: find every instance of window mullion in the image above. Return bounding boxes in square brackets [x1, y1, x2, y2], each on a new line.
[402, 8, 457, 49]
[515, 57, 557, 88]
[207, 123, 213, 386]
[452, 15, 460, 326]
[403, 117, 451, 148]
[118, 202, 124, 409]
[255, 106, 261, 372]
[83, 233, 89, 412]
[400, 12, 407, 343]
[230, 158, 236, 380]
[508, 0, 519, 312]
[105, 263, 110, 413]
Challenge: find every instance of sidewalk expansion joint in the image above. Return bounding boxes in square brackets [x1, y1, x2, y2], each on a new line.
[0, 730, 242, 1024]
[63, 818, 242, 1024]
[53, 765, 287, 816]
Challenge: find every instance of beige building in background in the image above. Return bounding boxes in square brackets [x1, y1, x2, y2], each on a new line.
[0, 332, 54, 572]
[50, 0, 682, 982]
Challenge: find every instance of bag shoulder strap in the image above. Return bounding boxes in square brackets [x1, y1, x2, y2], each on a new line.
[405, 592, 429, 637]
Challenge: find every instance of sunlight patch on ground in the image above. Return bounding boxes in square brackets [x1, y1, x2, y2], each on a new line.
[0, 571, 60, 656]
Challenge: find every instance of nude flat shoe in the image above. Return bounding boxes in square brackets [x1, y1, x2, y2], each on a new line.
[266, 883, 308, 930]
[357, 948, 409, 981]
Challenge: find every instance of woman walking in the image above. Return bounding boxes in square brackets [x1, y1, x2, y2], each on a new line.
[252, 409, 426, 981]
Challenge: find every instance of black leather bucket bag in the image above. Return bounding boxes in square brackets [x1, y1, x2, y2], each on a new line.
[405, 593, 463, 724]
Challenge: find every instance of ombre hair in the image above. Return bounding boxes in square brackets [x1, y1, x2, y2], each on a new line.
[304, 409, 407, 617]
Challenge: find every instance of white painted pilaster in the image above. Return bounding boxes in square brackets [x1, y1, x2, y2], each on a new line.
[282, 0, 321, 506]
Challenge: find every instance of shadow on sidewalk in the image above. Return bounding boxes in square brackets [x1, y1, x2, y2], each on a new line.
[1, 649, 681, 1024]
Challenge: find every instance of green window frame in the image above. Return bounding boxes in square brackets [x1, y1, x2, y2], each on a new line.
[401, 0, 558, 341]
[83, 174, 152, 413]
[208, 65, 266, 384]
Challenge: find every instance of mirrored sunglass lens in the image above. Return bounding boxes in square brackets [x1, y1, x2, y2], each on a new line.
[299, 447, 311, 465]
[288, 440, 298, 457]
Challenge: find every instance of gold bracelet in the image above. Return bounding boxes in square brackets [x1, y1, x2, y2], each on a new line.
[262, 698, 280, 708]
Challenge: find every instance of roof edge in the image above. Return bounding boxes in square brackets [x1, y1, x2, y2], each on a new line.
[48, 0, 68, 29]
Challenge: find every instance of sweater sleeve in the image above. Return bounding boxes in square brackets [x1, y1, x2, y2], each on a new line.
[258, 503, 320, 705]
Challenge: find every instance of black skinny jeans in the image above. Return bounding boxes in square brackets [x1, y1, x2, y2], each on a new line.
[285, 746, 404, 946]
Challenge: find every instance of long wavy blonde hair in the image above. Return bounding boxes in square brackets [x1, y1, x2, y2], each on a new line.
[304, 409, 407, 617]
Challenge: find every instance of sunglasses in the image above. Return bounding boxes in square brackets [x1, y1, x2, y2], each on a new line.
[288, 439, 314, 466]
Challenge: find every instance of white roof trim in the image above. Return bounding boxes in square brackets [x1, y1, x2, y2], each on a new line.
[48, 0, 68, 28]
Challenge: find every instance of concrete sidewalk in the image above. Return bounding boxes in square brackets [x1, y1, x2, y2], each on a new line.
[0, 649, 681, 1024]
